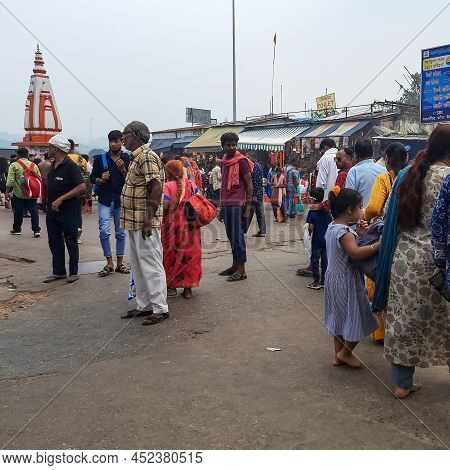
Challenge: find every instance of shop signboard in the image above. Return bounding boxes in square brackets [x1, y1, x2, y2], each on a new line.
[316, 93, 336, 111]
[186, 108, 211, 124]
[420, 44, 450, 124]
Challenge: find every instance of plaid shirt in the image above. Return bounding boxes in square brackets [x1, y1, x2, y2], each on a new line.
[120, 145, 165, 231]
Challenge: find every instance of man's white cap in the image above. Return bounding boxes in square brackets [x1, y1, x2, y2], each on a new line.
[48, 134, 71, 153]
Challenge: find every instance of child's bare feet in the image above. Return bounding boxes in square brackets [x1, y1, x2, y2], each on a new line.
[394, 383, 422, 399]
[336, 349, 362, 368]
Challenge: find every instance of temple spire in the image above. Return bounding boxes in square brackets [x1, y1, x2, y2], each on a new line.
[12, 46, 62, 156]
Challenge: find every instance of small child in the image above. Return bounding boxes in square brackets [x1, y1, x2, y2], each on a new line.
[324, 186, 380, 368]
[306, 188, 332, 289]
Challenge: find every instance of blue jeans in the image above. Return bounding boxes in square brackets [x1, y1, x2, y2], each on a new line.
[391, 363, 415, 389]
[286, 187, 295, 216]
[311, 241, 327, 284]
[12, 196, 40, 233]
[221, 205, 248, 265]
[249, 199, 266, 234]
[98, 201, 126, 258]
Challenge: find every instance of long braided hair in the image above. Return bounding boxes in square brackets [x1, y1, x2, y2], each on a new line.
[397, 124, 450, 229]
[165, 160, 185, 206]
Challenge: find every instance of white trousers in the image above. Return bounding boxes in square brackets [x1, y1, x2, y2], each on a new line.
[127, 228, 168, 314]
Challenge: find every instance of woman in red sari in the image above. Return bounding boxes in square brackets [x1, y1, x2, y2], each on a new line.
[162, 160, 202, 299]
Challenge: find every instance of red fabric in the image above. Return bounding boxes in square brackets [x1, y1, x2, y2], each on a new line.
[188, 193, 217, 227]
[220, 159, 252, 206]
[335, 167, 351, 189]
[162, 179, 202, 289]
[189, 160, 203, 192]
[221, 151, 254, 190]
[17, 160, 42, 198]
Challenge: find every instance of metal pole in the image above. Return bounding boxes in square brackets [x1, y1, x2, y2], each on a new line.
[271, 35, 276, 114]
[280, 84, 283, 114]
[232, 0, 237, 121]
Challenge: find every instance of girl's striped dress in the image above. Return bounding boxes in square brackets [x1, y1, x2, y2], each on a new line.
[324, 224, 378, 341]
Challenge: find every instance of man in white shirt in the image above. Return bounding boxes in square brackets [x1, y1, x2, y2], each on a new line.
[316, 138, 338, 201]
[209, 158, 222, 207]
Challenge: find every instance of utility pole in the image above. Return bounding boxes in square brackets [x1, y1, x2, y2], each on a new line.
[232, 0, 237, 121]
[280, 84, 283, 114]
[271, 33, 277, 114]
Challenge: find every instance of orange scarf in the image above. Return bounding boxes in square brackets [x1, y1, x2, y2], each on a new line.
[222, 151, 254, 190]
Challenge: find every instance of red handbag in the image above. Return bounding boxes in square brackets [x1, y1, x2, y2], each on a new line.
[185, 182, 217, 227]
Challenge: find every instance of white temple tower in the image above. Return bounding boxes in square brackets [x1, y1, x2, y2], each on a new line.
[13, 45, 62, 156]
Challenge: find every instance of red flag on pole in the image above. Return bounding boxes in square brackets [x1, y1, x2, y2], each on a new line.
[273, 33, 277, 44]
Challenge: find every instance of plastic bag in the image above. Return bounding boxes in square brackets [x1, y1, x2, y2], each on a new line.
[302, 223, 312, 256]
[294, 186, 304, 214]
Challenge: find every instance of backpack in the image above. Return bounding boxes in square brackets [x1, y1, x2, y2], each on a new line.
[17, 159, 42, 199]
[76, 155, 91, 196]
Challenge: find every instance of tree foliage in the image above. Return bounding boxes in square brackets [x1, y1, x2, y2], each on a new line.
[399, 72, 420, 106]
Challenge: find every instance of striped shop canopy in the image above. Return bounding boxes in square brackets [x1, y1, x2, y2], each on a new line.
[237, 124, 310, 151]
[297, 120, 370, 138]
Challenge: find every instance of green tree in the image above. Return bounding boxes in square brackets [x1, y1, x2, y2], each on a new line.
[398, 72, 420, 106]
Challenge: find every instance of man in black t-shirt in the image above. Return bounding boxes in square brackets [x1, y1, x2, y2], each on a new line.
[44, 135, 86, 283]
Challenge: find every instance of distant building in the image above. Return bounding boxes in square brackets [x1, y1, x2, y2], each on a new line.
[12, 45, 62, 157]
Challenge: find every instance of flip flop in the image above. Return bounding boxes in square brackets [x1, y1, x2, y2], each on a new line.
[181, 289, 192, 299]
[121, 309, 153, 319]
[98, 266, 114, 277]
[227, 272, 248, 282]
[43, 274, 67, 283]
[219, 268, 236, 276]
[115, 264, 130, 274]
[142, 313, 169, 325]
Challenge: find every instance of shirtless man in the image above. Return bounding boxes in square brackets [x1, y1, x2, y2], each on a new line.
[38, 153, 52, 213]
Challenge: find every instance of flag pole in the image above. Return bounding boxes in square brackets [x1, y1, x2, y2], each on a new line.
[271, 32, 276, 114]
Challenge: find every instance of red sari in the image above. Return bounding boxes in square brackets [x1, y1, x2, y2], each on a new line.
[162, 179, 202, 288]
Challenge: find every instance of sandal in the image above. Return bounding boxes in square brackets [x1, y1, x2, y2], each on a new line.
[121, 308, 153, 319]
[181, 289, 192, 299]
[98, 266, 114, 277]
[115, 264, 130, 274]
[227, 272, 248, 282]
[167, 288, 177, 297]
[142, 313, 169, 325]
[219, 268, 236, 276]
[43, 274, 67, 283]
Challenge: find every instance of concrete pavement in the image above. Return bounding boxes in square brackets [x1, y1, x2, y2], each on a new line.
[0, 203, 448, 449]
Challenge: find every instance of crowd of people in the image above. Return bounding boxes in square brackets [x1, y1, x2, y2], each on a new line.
[1, 121, 448, 400]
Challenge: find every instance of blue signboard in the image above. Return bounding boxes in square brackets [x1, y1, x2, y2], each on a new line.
[420, 44, 450, 124]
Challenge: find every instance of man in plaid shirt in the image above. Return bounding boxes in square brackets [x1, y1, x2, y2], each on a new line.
[120, 121, 169, 325]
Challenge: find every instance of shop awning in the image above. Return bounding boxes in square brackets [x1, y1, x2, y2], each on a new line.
[149, 138, 177, 153]
[296, 123, 340, 138]
[326, 120, 370, 137]
[297, 120, 370, 138]
[184, 126, 245, 153]
[172, 135, 198, 149]
[237, 125, 310, 151]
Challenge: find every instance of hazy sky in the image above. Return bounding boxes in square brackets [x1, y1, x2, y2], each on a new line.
[1, 0, 449, 144]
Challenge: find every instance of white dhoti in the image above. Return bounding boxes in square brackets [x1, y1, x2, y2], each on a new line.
[127, 228, 168, 314]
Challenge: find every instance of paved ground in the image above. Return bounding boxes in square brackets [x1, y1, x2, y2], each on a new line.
[0, 203, 448, 449]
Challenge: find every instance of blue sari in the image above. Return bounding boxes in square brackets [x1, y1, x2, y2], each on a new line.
[372, 166, 409, 312]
